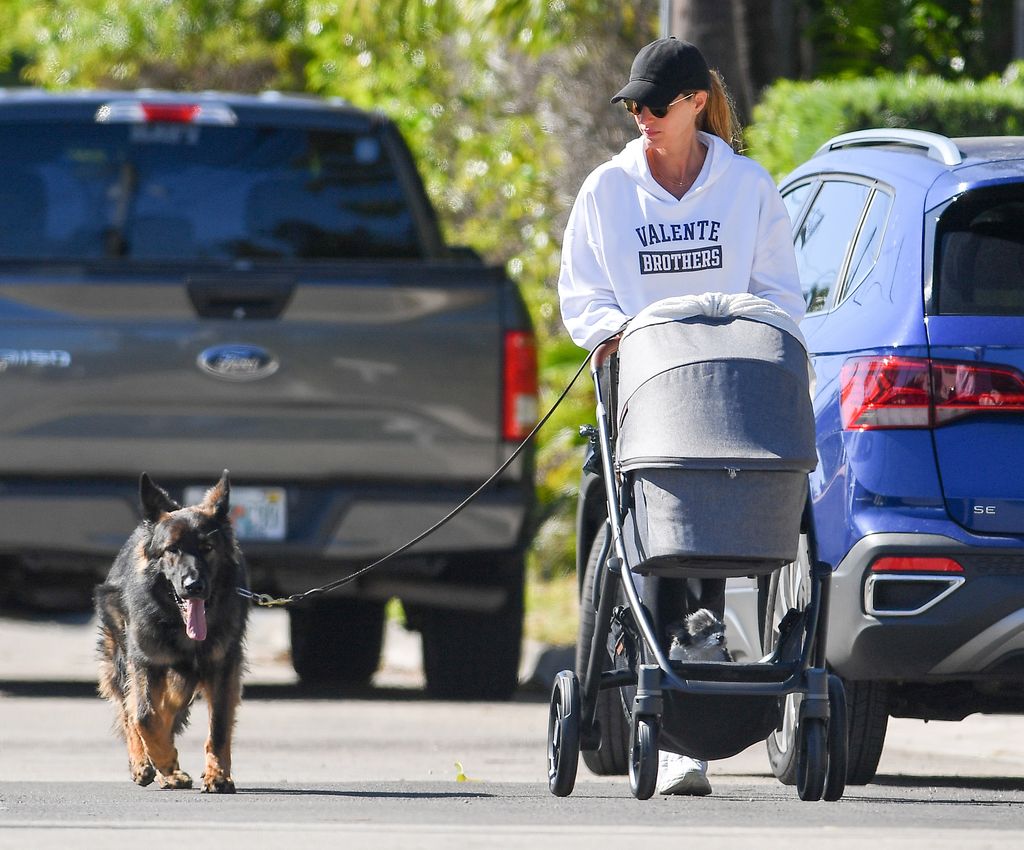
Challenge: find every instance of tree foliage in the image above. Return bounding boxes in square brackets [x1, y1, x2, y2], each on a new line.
[805, 0, 1011, 80]
[0, 1, 308, 90]
[0, 0, 654, 578]
[750, 70, 1024, 180]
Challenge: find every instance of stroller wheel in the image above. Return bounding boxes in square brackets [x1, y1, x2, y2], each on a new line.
[547, 670, 582, 797]
[823, 674, 848, 801]
[796, 716, 828, 801]
[628, 716, 659, 800]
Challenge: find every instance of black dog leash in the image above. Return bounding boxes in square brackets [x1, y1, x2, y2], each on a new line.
[237, 345, 596, 608]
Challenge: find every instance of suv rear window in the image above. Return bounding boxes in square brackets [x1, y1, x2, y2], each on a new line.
[936, 187, 1024, 316]
[0, 121, 421, 261]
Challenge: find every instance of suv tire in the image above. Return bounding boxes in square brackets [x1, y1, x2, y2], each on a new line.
[764, 536, 812, 785]
[843, 678, 889, 784]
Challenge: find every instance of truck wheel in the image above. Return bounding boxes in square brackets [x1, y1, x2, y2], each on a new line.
[289, 597, 386, 686]
[843, 678, 889, 784]
[419, 564, 524, 701]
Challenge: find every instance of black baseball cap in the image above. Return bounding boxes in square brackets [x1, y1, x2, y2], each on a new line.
[610, 37, 712, 109]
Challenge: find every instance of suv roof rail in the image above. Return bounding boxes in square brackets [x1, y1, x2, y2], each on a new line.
[815, 128, 963, 166]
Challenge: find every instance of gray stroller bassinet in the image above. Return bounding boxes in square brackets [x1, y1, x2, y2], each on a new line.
[547, 296, 848, 803]
[617, 310, 817, 577]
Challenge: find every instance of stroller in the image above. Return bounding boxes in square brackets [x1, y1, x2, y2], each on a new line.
[546, 295, 847, 802]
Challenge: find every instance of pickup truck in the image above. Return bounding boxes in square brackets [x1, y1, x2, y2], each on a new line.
[0, 89, 537, 700]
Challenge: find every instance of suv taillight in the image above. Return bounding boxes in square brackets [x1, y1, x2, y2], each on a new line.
[503, 330, 538, 442]
[840, 355, 1024, 429]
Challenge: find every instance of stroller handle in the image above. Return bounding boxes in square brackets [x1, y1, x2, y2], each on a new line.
[589, 334, 621, 373]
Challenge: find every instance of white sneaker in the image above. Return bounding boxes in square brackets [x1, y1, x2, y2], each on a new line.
[657, 751, 712, 796]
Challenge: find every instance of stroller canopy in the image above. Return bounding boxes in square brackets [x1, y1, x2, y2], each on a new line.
[616, 294, 816, 474]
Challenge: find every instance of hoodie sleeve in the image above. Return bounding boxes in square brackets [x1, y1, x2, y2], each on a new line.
[748, 177, 806, 324]
[557, 189, 630, 351]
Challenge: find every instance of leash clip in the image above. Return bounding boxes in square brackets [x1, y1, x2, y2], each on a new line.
[236, 587, 292, 607]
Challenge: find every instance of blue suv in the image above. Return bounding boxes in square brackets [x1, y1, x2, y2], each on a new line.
[725, 129, 1024, 785]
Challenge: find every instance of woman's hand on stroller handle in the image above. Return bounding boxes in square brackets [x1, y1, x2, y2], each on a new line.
[591, 334, 621, 372]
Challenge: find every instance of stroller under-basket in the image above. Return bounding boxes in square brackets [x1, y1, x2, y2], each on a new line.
[546, 297, 848, 802]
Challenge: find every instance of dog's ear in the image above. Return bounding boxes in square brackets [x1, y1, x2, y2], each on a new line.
[202, 470, 231, 521]
[139, 473, 180, 522]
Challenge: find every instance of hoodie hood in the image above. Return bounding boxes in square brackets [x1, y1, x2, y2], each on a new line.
[557, 129, 804, 351]
[611, 132, 734, 201]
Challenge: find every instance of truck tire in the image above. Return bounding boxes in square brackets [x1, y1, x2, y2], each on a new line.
[289, 597, 386, 686]
[419, 560, 524, 701]
[843, 678, 889, 785]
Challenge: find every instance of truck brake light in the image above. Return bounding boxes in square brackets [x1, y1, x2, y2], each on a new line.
[503, 330, 538, 442]
[95, 102, 238, 126]
[141, 104, 201, 123]
[840, 355, 1024, 429]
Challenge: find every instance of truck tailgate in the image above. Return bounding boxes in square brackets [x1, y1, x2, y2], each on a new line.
[0, 263, 508, 483]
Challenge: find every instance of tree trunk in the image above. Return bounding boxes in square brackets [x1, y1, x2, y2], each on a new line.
[667, 0, 796, 125]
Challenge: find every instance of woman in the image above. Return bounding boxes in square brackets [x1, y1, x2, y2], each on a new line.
[557, 37, 804, 797]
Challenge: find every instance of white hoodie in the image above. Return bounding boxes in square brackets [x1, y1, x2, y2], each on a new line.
[558, 132, 804, 351]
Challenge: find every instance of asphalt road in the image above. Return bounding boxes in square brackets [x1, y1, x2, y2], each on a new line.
[1, 609, 1023, 848]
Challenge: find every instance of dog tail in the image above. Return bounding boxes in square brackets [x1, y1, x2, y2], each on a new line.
[95, 584, 129, 703]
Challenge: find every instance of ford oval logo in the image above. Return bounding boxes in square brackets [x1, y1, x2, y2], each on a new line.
[197, 344, 279, 382]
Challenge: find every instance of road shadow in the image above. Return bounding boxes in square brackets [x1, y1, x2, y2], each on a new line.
[0, 678, 548, 704]
[0, 680, 99, 698]
[242, 787, 494, 799]
[244, 681, 546, 703]
[872, 773, 1024, 793]
[0, 605, 93, 624]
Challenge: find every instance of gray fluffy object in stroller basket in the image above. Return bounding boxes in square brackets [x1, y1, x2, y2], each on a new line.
[667, 608, 733, 663]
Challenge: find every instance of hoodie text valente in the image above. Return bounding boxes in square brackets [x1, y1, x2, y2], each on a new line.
[557, 132, 804, 351]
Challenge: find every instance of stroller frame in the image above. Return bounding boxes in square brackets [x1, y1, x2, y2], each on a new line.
[547, 353, 848, 802]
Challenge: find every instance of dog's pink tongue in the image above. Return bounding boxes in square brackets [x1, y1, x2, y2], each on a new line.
[184, 599, 207, 641]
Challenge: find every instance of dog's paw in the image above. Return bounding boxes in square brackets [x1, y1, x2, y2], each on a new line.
[201, 772, 236, 794]
[131, 762, 156, 787]
[157, 770, 193, 790]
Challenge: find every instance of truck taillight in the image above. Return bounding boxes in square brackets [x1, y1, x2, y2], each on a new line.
[94, 102, 237, 126]
[141, 104, 201, 123]
[503, 330, 538, 442]
[840, 355, 1024, 430]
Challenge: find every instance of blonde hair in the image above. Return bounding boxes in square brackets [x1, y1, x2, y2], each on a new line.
[697, 70, 742, 152]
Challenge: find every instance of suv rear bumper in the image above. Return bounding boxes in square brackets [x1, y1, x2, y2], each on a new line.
[826, 532, 1024, 680]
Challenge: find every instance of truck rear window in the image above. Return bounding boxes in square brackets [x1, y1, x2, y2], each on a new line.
[0, 121, 421, 261]
[936, 186, 1024, 316]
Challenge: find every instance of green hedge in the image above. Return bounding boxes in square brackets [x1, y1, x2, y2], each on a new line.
[747, 69, 1024, 180]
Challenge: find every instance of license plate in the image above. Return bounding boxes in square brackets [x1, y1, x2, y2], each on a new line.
[184, 485, 287, 541]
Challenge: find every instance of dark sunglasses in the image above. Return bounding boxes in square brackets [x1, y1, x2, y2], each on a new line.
[622, 93, 695, 118]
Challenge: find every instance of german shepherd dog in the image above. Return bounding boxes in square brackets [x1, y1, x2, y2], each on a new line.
[94, 471, 249, 793]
